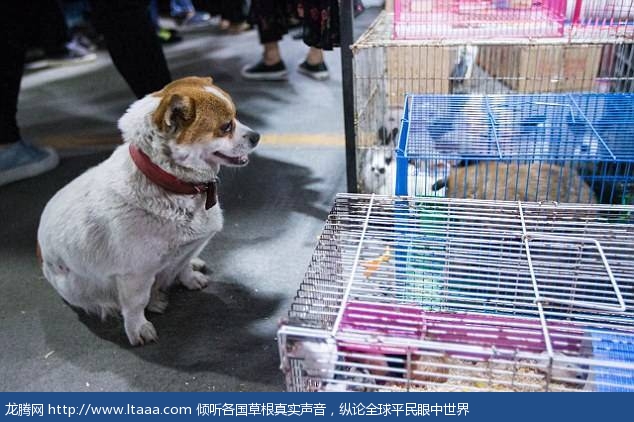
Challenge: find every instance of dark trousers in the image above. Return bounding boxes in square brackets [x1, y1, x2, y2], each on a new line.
[193, 0, 248, 24]
[249, 0, 339, 50]
[0, 0, 171, 145]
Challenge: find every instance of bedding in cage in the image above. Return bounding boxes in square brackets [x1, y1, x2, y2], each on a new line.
[392, 0, 567, 40]
[277, 194, 634, 392]
[395, 93, 634, 204]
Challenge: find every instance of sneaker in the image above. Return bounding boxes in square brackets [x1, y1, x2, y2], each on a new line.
[0, 141, 59, 187]
[297, 60, 329, 81]
[156, 27, 183, 44]
[46, 41, 97, 67]
[174, 11, 213, 30]
[241, 60, 288, 81]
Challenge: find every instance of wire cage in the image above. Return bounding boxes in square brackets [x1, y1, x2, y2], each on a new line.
[277, 194, 634, 392]
[352, 11, 634, 196]
[393, 0, 567, 40]
[395, 93, 634, 204]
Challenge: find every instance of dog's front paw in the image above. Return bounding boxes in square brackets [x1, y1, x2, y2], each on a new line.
[179, 270, 211, 290]
[125, 320, 158, 346]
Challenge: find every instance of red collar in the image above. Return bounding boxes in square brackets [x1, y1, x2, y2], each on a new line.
[129, 144, 217, 210]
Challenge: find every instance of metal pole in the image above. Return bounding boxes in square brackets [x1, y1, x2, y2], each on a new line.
[339, 0, 357, 193]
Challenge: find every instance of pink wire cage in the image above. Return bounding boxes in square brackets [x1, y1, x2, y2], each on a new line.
[570, 0, 634, 39]
[392, 0, 568, 40]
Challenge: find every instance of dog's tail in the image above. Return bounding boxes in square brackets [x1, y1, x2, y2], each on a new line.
[36, 241, 43, 267]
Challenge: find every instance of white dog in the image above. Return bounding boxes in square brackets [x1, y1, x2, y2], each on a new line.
[37, 76, 259, 345]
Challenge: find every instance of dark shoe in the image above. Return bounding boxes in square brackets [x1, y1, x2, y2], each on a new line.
[297, 60, 329, 81]
[157, 28, 183, 44]
[241, 60, 288, 81]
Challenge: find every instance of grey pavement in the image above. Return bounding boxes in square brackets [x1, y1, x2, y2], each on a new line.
[0, 7, 381, 391]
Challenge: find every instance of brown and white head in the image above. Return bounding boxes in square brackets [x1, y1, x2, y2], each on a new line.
[118, 76, 260, 181]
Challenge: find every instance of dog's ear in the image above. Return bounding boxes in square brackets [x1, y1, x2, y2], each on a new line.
[155, 94, 195, 132]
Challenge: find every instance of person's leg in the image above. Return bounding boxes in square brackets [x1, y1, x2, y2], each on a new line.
[305, 46, 323, 65]
[296, 0, 339, 81]
[218, 0, 250, 33]
[220, 0, 248, 24]
[170, 0, 195, 17]
[299, 0, 339, 51]
[0, 2, 60, 186]
[241, 0, 290, 80]
[171, 0, 211, 28]
[263, 42, 283, 65]
[251, 0, 288, 46]
[90, 0, 172, 98]
[149, 0, 160, 28]
[36, 0, 72, 55]
[0, 4, 28, 147]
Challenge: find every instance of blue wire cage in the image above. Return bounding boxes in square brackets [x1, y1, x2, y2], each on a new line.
[396, 93, 634, 205]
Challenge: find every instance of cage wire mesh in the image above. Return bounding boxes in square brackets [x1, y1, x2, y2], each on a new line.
[395, 93, 634, 204]
[353, 10, 634, 196]
[569, 0, 634, 41]
[277, 194, 634, 392]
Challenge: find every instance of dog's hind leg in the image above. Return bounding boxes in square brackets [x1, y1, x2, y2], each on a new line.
[116, 274, 158, 346]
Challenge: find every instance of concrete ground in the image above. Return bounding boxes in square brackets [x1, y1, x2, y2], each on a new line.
[0, 7, 380, 392]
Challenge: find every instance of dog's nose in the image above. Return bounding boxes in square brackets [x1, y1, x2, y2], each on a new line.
[246, 131, 260, 147]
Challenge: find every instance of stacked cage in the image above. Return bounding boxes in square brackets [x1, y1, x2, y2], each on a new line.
[278, 194, 634, 392]
[396, 93, 634, 204]
[354, 0, 634, 196]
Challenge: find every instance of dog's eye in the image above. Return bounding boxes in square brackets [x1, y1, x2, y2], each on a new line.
[221, 121, 233, 134]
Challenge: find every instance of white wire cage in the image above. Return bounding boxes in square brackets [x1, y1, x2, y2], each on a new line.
[396, 93, 634, 204]
[353, 10, 634, 196]
[278, 194, 634, 392]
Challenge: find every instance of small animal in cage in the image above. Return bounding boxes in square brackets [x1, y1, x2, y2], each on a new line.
[433, 161, 598, 203]
[359, 147, 396, 195]
[284, 339, 338, 389]
[360, 151, 451, 196]
[450, 45, 479, 92]
[358, 107, 401, 194]
[377, 106, 403, 148]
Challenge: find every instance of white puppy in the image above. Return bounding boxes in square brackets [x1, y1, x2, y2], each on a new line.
[37, 77, 259, 345]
